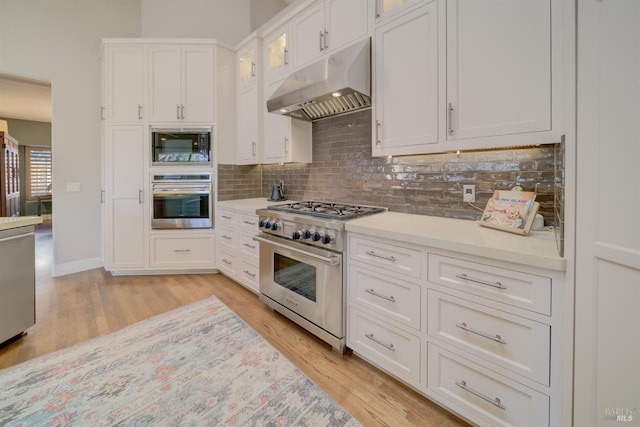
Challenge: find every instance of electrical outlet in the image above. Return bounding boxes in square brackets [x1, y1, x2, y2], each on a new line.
[463, 185, 475, 202]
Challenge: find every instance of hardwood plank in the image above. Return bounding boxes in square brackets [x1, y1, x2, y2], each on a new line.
[0, 228, 469, 427]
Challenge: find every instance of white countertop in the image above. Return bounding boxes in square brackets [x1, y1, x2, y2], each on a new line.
[346, 212, 565, 271]
[217, 198, 287, 215]
[0, 216, 43, 231]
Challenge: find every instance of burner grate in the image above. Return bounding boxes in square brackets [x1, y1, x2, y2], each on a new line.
[268, 201, 387, 220]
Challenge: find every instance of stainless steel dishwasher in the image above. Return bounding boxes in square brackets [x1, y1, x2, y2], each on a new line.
[0, 225, 36, 345]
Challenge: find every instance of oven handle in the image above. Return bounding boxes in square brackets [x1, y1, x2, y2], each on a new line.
[252, 235, 341, 266]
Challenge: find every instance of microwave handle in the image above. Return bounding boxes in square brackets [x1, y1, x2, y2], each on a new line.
[252, 235, 340, 266]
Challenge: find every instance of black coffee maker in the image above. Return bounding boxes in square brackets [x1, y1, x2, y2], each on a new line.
[269, 184, 286, 201]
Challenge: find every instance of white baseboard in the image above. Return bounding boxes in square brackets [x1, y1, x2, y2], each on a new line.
[52, 257, 103, 277]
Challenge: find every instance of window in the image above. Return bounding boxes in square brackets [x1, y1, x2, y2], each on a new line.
[25, 147, 52, 200]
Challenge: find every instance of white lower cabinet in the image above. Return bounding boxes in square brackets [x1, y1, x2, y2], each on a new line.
[150, 234, 215, 269]
[215, 207, 260, 293]
[347, 232, 565, 426]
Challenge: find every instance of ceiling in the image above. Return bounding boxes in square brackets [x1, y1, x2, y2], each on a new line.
[0, 74, 52, 123]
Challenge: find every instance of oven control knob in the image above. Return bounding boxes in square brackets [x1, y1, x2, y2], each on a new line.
[271, 222, 279, 231]
[259, 219, 266, 228]
[312, 232, 322, 242]
[322, 234, 332, 245]
[264, 220, 272, 229]
[292, 230, 301, 240]
[302, 229, 312, 239]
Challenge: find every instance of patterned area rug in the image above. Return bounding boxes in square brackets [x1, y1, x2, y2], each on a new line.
[0, 296, 361, 426]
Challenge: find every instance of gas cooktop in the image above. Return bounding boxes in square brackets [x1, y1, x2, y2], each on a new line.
[267, 201, 387, 221]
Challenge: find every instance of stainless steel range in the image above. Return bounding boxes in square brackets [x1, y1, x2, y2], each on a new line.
[254, 201, 388, 353]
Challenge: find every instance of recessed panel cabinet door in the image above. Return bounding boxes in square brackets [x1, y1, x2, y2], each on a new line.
[182, 46, 215, 123]
[105, 126, 145, 269]
[148, 46, 182, 122]
[446, 0, 551, 140]
[104, 46, 145, 123]
[373, 1, 439, 156]
[236, 83, 259, 164]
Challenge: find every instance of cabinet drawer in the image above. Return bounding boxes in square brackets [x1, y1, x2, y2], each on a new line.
[348, 265, 421, 330]
[428, 254, 551, 315]
[349, 236, 422, 279]
[348, 306, 421, 386]
[151, 236, 214, 267]
[217, 210, 237, 227]
[428, 290, 550, 385]
[217, 226, 236, 251]
[427, 343, 549, 427]
[237, 233, 259, 259]
[217, 248, 236, 276]
[238, 213, 259, 233]
[238, 259, 259, 293]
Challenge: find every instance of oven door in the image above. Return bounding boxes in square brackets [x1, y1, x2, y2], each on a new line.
[254, 234, 343, 338]
[152, 183, 212, 229]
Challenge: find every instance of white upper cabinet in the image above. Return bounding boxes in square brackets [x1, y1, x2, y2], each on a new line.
[236, 37, 262, 165]
[148, 44, 215, 123]
[292, 0, 370, 69]
[103, 45, 145, 123]
[263, 24, 290, 82]
[375, 0, 426, 22]
[263, 77, 311, 164]
[373, 1, 439, 156]
[445, 0, 555, 144]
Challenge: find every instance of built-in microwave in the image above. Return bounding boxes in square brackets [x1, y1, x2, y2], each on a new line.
[151, 128, 211, 166]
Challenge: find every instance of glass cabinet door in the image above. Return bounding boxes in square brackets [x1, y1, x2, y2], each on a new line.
[265, 29, 288, 78]
[376, 0, 424, 21]
[239, 48, 255, 84]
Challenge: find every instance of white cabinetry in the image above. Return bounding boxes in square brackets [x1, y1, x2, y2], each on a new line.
[372, 0, 563, 156]
[104, 125, 146, 270]
[372, 1, 439, 156]
[347, 232, 566, 426]
[445, 0, 555, 144]
[102, 45, 145, 123]
[236, 37, 262, 165]
[263, 24, 290, 83]
[148, 44, 215, 123]
[374, 0, 426, 22]
[150, 234, 215, 268]
[291, 0, 370, 69]
[215, 207, 261, 293]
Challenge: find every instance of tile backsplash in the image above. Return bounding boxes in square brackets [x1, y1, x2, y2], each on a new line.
[218, 109, 562, 226]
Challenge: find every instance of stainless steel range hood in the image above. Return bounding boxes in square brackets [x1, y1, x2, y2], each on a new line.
[266, 38, 371, 121]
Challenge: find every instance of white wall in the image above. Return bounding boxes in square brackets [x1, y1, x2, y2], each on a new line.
[141, 0, 251, 45]
[250, 0, 289, 32]
[0, 0, 141, 275]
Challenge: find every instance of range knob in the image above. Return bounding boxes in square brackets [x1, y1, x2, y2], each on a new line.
[312, 232, 322, 242]
[271, 222, 279, 231]
[264, 220, 272, 229]
[259, 219, 266, 228]
[322, 234, 332, 244]
[302, 229, 312, 239]
[292, 230, 301, 240]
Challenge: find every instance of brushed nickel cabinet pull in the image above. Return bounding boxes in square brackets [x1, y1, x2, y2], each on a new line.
[324, 30, 329, 50]
[365, 250, 396, 262]
[252, 141, 256, 156]
[284, 136, 289, 154]
[138, 189, 143, 204]
[455, 273, 507, 290]
[251, 61, 256, 77]
[319, 31, 324, 51]
[243, 220, 256, 226]
[448, 103, 454, 135]
[456, 322, 506, 344]
[375, 120, 382, 145]
[100, 106, 105, 120]
[243, 269, 256, 278]
[456, 380, 506, 410]
[284, 48, 289, 65]
[180, 104, 185, 120]
[176, 104, 181, 120]
[173, 249, 191, 253]
[365, 333, 395, 351]
[365, 288, 396, 303]
[138, 104, 143, 120]
[243, 242, 256, 249]
[221, 215, 233, 220]
[222, 258, 232, 265]
[221, 235, 232, 240]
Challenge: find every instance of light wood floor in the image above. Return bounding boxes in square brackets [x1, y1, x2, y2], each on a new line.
[0, 224, 469, 427]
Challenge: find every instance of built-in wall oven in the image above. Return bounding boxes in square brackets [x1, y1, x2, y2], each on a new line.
[255, 202, 387, 353]
[152, 174, 212, 229]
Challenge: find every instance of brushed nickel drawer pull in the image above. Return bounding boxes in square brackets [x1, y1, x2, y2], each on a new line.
[222, 259, 232, 265]
[222, 235, 232, 240]
[365, 251, 396, 262]
[243, 270, 256, 278]
[455, 273, 507, 290]
[365, 288, 396, 303]
[455, 380, 506, 410]
[456, 322, 506, 344]
[221, 215, 233, 220]
[243, 242, 256, 249]
[173, 249, 191, 253]
[243, 220, 256, 226]
[365, 333, 395, 351]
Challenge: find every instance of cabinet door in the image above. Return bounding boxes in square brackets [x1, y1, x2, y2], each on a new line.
[148, 46, 182, 122]
[263, 78, 290, 162]
[104, 46, 145, 123]
[375, 0, 425, 22]
[263, 25, 290, 81]
[236, 83, 260, 164]
[325, 0, 369, 52]
[373, 2, 439, 156]
[292, 2, 325, 69]
[446, 0, 551, 140]
[182, 45, 215, 122]
[238, 43, 257, 87]
[105, 126, 145, 269]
